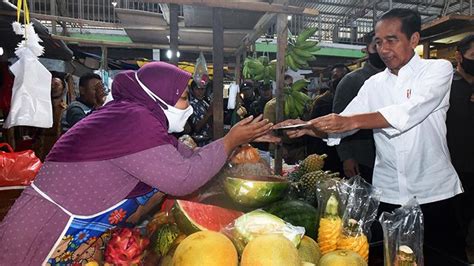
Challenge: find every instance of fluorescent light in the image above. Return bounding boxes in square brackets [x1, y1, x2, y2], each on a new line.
[167, 50, 180, 59]
[111, 1, 117, 7]
[287, 15, 292, 21]
[0, 47, 3, 56]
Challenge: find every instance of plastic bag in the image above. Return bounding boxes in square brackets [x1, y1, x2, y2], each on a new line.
[315, 178, 350, 255]
[4, 23, 52, 129]
[0, 143, 42, 186]
[227, 82, 240, 109]
[338, 176, 382, 261]
[379, 198, 424, 266]
[193, 52, 209, 88]
[221, 209, 305, 254]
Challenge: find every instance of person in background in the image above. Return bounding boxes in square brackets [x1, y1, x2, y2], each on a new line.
[284, 74, 294, 87]
[189, 81, 213, 146]
[249, 82, 273, 117]
[447, 34, 474, 262]
[0, 62, 276, 265]
[61, 73, 103, 133]
[307, 64, 350, 173]
[332, 33, 386, 182]
[280, 8, 465, 260]
[33, 72, 67, 161]
[240, 80, 256, 116]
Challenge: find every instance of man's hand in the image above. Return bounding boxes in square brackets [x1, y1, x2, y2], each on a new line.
[309, 113, 356, 133]
[223, 115, 273, 154]
[253, 133, 281, 143]
[343, 159, 360, 177]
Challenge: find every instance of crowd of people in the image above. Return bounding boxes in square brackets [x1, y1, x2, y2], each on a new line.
[0, 6, 472, 264]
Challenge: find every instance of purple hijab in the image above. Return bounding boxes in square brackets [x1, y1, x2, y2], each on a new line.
[47, 62, 191, 162]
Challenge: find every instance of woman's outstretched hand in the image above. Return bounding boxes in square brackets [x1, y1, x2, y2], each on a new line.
[223, 115, 274, 154]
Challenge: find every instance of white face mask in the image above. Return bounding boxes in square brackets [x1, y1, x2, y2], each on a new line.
[135, 73, 193, 133]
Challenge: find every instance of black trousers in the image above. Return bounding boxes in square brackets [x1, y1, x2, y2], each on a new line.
[370, 196, 467, 263]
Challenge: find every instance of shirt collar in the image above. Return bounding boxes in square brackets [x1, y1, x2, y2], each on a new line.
[384, 51, 421, 77]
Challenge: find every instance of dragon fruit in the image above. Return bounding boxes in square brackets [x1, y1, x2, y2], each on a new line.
[105, 228, 149, 266]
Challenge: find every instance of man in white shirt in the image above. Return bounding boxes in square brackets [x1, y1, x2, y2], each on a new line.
[282, 8, 465, 260]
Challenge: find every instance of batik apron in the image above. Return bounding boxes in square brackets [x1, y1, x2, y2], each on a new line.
[31, 184, 161, 266]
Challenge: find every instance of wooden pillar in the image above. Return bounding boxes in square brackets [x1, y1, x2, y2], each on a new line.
[274, 13, 288, 175]
[169, 4, 179, 66]
[423, 42, 430, 59]
[101, 46, 108, 71]
[212, 7, 224, 139]
[50, 0, 57, 34]
[235, 52, 242, 85]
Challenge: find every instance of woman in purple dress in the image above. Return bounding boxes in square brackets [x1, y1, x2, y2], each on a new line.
[0, 62, 274, 265]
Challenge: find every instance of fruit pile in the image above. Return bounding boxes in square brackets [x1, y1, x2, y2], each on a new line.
[288, 153, 341, 204]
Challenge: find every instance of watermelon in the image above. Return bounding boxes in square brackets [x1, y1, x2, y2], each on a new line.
[265, 199, 319, 239]
[223, 175, 289, 208]
[171, 200, 243, 235]
[151, 223, 180, 257]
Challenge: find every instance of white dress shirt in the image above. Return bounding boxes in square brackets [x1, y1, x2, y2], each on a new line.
[328, 54, 463, 205]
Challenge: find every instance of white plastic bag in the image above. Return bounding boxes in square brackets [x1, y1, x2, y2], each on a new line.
[4, 23, 52, 129]
[227, 82, 240, 109]
[193, 52, 209, 88]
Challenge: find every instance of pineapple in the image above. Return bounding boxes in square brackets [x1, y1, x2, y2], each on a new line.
[318, 194, 342, 255]
[300, 154, 328, 174]
[337, 219, 369, 261]
[292, 170, 341, 204]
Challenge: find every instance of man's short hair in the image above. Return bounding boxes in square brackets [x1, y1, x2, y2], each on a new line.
[456, 34, 474, 55]
[331, 64, 350, 73]
[380, 8, 421, 39]
[79, 73, 101, 88]
[284, 74, 293, 80]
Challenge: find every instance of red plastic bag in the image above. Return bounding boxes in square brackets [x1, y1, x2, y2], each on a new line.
[0, 143, 42, 186]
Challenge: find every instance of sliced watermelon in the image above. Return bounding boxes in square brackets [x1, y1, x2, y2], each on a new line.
[171, 200, 244, 235]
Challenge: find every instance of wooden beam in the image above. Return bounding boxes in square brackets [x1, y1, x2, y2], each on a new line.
[421, 14, 474, 30]
[213, 8, 225, 139]
[235, 52, 242, 85]
[142, 0, 319, 16]
[274, 12, 288, 175]
[169, 3, 179, 66]
[0, 10, 119, 28]
[235, 12, 276, 55]
[123, 26, 253, 34]
[51, 35, 238, 52]
[422, 42, 430, 59]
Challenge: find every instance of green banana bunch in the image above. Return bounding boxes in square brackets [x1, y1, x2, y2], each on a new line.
[286, 27, 320, 71]
[243, 56, 275, 84]
[283, 79, 311, 119]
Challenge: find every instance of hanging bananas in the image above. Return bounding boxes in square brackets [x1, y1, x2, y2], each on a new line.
[242, 56, 275, 85]
[286, 27, 320, 71]
[283, 79, 311, 119]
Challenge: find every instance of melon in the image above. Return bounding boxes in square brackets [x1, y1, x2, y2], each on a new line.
[298, 236, 322, 264]
[265, 199, 319, 239]
[172, 231, 238, 266]
[240, 234, 301, 266]
[231, 209, 305, 254]
[223, 175, 289, 207]
[318, 250, 367, 266]
[171, 200, 243, 235]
